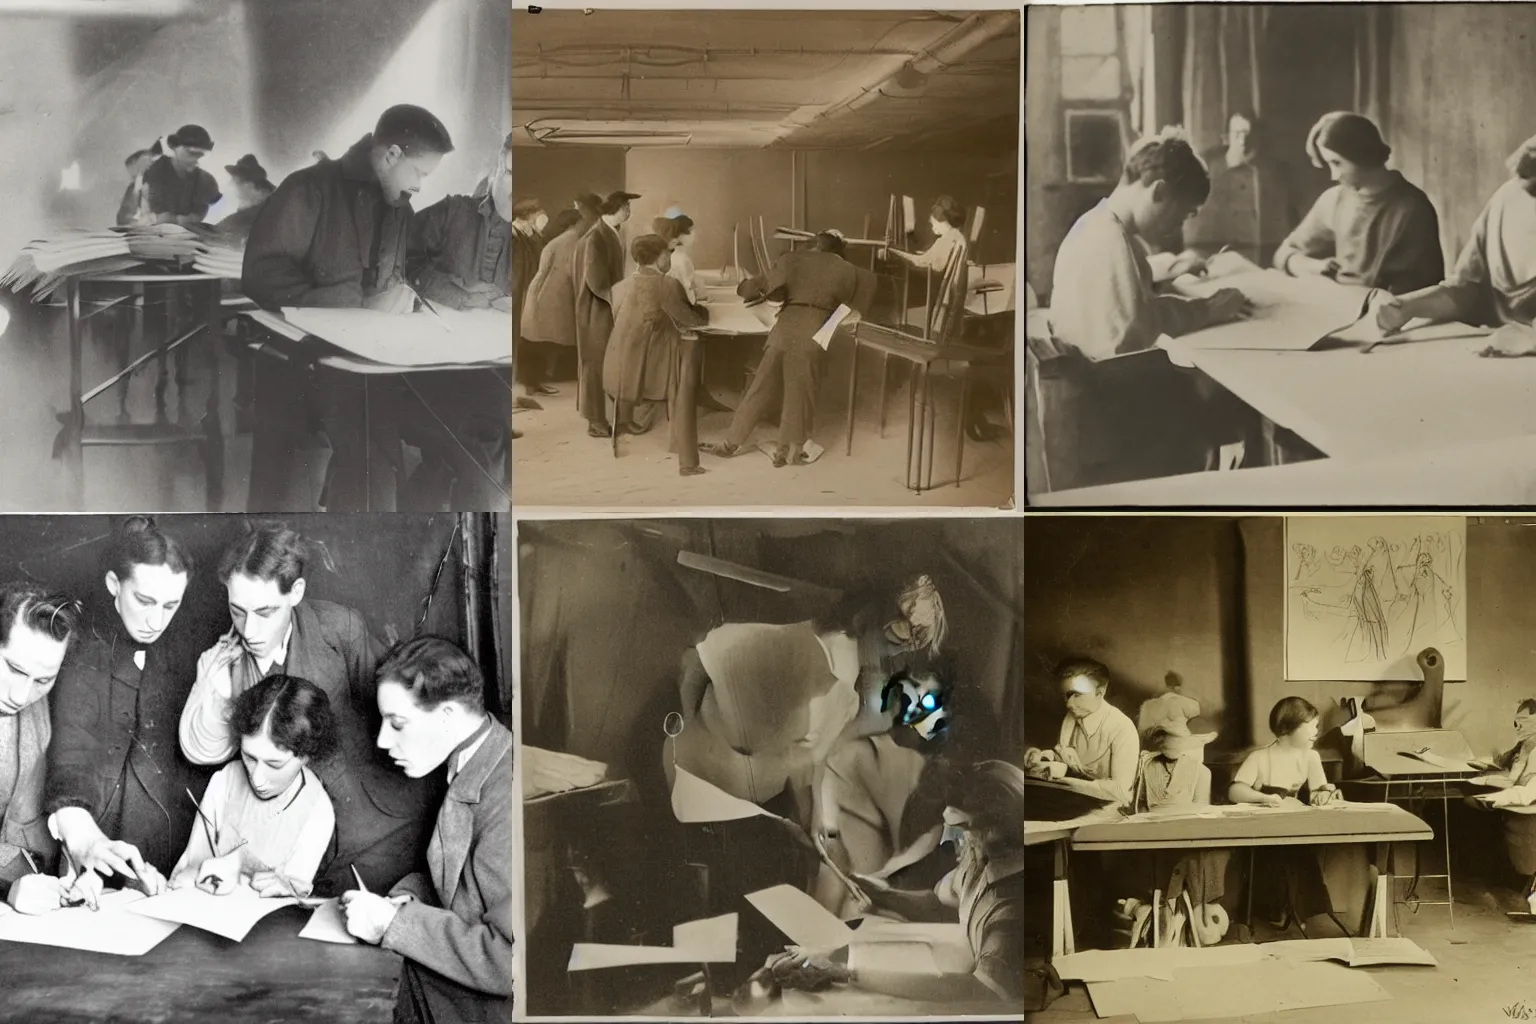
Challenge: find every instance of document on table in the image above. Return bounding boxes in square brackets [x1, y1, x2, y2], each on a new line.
[567, 913, 738, 970]
[745, 884, 856, 951]
[0, 888, 181, 956]
[128, 886, 298, 942]
[1167, 268, 1375, 352]
[701, 300, 775, 335]
[298, 898, 356, 944]
[277, 307, 512, 367]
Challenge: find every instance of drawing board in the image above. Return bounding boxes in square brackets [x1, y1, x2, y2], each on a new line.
[1285, 516, 1467, 681]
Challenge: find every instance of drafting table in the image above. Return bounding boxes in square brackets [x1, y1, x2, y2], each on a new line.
[844, 324, 1012, 493]
[1070, 805, 1432, 943]
[1029, 431, 1536, 507]
[0, 904, 399, 1024]
[1027, 810, 1123, 959]
[241, 311, 510, 511]
[56, 270, 226, 511]
[1350, 729, 1488, 928]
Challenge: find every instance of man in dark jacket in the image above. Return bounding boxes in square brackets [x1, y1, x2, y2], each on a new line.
[241, 104, 454, 512]
[575, 190, 638, 438]
[702, 231, 879, 466]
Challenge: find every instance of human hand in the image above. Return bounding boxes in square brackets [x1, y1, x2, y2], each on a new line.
[59, 817, 151, 892]
[340, 890, 399, 944]
[1373, 295, 1411, 335]
[59, 862, 103, 911]
[1262, 794, 1285, 807]
[197, 631, 242, 700]
[131, 861, 167, 896]
[168, 867, 197, 891]
[1053, 746, 1084, 773]
[250, 870, 302, 898]
[1309, 786, 1338, 807]
[1206, 288, 1250, 324]
[6, 874, 67, 915]
[767, 949, 851, 990]
[1295, 255, 1341, 278]
[195, 852, 244, 895]
[1169, 250, 1210, 278]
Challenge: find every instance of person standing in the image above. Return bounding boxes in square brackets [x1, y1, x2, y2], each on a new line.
[241, 104, 454, 512]
[575, 190, 639, 438]
[701, 230, 879, 467]
[142, 125, 221, 227]
[520, 196, 601, 420]
[116, 148, 157, 227]
[215, 155, 276, 244]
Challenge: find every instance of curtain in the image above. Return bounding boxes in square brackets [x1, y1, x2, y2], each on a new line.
[1181, 5, 1265, 156]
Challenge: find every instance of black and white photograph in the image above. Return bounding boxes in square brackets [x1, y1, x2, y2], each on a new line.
[516, 517, 1023, 1018]
[0, 0, 512, 513]
[511, 6, 1021, 509]
[1026, 4, 1536, 507]
[1023, 512, 1536, 1022]
[0, 512, 512, 1023]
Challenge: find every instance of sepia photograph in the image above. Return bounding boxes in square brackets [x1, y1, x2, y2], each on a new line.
[0, 0, 512, 514]
[1026, 4, 1536, 507]
[511, 6, 1021, 509]
[516, 517, 1023, 1018]
[0, 512, 512, 1023]
[1023, 512, 1536, 1022]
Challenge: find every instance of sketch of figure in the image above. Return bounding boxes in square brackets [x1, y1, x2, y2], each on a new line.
[1292, 543, 1321, 582]
[1297, 562, 1388, 661]
[1388, 550, 1463, 656]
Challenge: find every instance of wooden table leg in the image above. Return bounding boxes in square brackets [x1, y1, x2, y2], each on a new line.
[1051, 839, 1075, 957]
[65, 277, 85, 511]
[202, 283, 226, 512]
[955, 364, 970, 488]
[923, 364, 937, 491]
[905, 356, 919, 491]
[844, 336, 859, 457]
[675, 335, 701, 470]
[877, 352, 890, 437]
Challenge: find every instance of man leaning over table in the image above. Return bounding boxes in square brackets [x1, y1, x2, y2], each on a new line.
[1027, 658, 1139, 808]
[241, 104, 454, 512]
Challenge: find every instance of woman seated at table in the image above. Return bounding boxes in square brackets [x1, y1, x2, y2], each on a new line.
[1272, 111, 1443, 295]
[1229, 697, 1345, 933]
[168, 675, 337, 898]
[1376, 135, 1536, 333]
[756, 760, 1024, 1008]
[1468, 699, 1536, 807]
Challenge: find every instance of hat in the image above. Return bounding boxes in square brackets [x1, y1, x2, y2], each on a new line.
[225, 154, 271, 188]
[574, 192, 604, 215]
[604, 190, 641, 205]
[168, 124, 214, 151]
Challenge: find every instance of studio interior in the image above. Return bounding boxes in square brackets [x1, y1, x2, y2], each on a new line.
[1026, 514, 1536, 1023]
[511, 8, 1021, 509]
[517, 517, 1023, 1018]
[0, 0, 509, 512]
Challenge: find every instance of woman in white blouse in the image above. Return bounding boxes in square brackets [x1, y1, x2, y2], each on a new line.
[885, 195, 971, 331]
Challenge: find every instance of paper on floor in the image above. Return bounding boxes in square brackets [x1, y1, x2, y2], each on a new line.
[1055, 944, 1265, 983]
[745, 884, 855, 951]
[1086, 960, 1389, 1021]
[297, 898, 356, 944]
[670, 766, 773, 823]
[0, 888, 180, 956]
[128, 886, 297, 942]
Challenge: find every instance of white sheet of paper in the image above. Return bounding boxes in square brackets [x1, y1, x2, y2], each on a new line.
[745, 884, 855, 951]
[812, 304, 853, 349]
[0, 889, 181, 956]
[1055, 944, 1265, 983]
[128, 886, 297, 942]
[672, 913, 738, 961]
[297, 898, 357, 945]
[1167, 268, 1374, 352]
[901, 196, 915, 234]
[1087, 960, 1389, 1022]
[568, 943, 700, 970]
[275, 307, 512, 368]
[670, 766, 773, 823]
[1347, 937, 1438, 966]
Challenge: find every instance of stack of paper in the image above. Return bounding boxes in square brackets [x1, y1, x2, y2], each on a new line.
[193, 243, 244, 280]
[2, 231, 141, 301]
[567, 913, 738, 971]
[1263, 936, 1438, 968]
[269, 306, 512, 370]
[522, 746, 608, 798]
[122, 224, 205, 262]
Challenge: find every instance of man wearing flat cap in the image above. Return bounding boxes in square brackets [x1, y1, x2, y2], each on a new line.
[243, 103, 455, 512]
[143, 124, 221, 227]
[215, 155, 276, 244]
[574, 190, 639, 437]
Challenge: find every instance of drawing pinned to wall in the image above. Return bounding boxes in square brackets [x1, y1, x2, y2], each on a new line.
[1285, 517, 1467, 682]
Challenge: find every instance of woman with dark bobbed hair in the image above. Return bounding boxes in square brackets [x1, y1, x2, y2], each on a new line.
[1375, 135, 1536, 333]
[1272, 111, 1443, 294]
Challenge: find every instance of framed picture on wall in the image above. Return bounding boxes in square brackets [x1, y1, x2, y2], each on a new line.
[1064, 108, 1126, 184]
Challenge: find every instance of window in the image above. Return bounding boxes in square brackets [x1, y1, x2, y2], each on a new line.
[1060, 6, 1122, 101]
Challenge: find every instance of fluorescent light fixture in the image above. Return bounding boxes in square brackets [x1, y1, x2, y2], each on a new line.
[533, 126, 692, 147]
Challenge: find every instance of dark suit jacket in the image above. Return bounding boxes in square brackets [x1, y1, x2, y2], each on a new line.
[574, 219, 625, 350]
[242, 134, 412, 309]
[385, 720, 513, 1018]
[407, 194, 513, 311]
[739, 250, 879, 354]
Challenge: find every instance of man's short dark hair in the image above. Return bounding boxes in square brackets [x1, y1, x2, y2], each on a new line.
[631, 233, 669, 266]
[373, 104, 455, 157]
[1054, 657, 1110, 691]
[0, 582, 80, 650]
[814, 231, 847, 257]
[377, 636, 485, 713]
[218, 522, 307, 594]
[1122, 128, 1211, 206]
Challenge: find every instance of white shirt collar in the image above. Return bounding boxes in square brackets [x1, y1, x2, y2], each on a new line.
[256, 623, 295, 675]
[449, 718, 494, 783]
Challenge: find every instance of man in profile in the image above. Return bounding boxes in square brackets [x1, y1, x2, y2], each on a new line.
[242, 104, 455, 512]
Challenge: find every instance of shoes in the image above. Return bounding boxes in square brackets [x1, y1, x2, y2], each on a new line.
[526, 384, 559, 396]
[700, 441, 743, 458]
[679, 465, 706, 476]
[770, 446, 788, 468]
[587, 422, 613, 438]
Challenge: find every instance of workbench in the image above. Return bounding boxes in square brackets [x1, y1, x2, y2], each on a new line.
[0, 904, 400, 1024]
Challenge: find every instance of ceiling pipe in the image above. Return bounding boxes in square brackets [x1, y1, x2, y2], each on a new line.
[775, 10, 1019, 140]
[0, 0, 194, 14]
